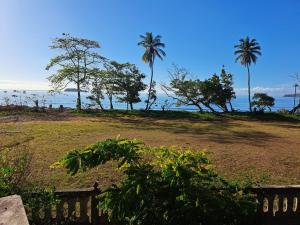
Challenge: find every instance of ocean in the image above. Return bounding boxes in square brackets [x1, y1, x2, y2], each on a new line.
[0, 89, 298, 112]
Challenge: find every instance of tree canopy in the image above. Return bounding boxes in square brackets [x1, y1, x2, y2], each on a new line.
[46, 33, 105, 110]
[162, 65, 235, 112]
[251, 93, 275, 112]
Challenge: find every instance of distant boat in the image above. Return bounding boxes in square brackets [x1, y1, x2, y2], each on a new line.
[64, 88, 87, 92]
[283, 93, 300, 97]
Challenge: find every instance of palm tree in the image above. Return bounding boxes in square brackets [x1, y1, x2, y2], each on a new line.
[234, 36, 261, 112]
[138, 32, 166, 110]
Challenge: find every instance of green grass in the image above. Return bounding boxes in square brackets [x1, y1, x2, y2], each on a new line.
[1, 109, 300, 189]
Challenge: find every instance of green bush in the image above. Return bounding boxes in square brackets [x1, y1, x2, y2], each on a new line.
[0, 145, 57, 225]
[54, 137, 257, 225]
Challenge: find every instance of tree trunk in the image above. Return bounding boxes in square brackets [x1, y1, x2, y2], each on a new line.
[130, 102, 133, 110]
[294, 85, 297, 109]
[76, 83, 81, 110]
[97, 100, 104, 110]
[109, 95, 114, 110]
[195, 104, 203, 112]
[229, 101, 234, 111]
[203, 103, 216, 113]
[145, 62, 154, 111]
[290, 101, 300, 114]
[223, 104, 228, 112]
[247, 64, 252, 112]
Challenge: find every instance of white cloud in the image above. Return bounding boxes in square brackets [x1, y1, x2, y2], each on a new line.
[0, 80, 50, 90]
[235, 85, 295, 96]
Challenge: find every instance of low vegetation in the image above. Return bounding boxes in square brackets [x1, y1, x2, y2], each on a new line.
[0, 143, 57, 225]
[54, 137, 257, 225]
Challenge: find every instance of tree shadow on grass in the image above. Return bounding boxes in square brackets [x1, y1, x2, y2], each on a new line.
[206, 130, 279, 147]
[108, 117, 237, 135]
[108, 118, 278, 147]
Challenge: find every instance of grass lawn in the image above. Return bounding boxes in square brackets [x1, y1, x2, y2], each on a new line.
[1, 109, 300, 189]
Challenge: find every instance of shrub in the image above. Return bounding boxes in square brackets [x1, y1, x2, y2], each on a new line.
[277, 108, 289, 114]
[0, 144, 57, 225]
[54, 137, 257, 225]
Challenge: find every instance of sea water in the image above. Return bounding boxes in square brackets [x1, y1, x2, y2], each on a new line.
[0, 89, 298, 112]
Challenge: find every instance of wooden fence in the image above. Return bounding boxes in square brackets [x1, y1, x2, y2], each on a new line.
[28, 183, 300, 225]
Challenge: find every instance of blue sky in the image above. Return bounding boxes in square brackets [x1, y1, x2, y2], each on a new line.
[0, 0, 300, 95]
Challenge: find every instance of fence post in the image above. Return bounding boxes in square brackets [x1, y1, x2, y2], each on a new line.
[91, 181, 101, 225]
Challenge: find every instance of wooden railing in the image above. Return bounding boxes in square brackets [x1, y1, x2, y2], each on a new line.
[252, 185, 300, 225]
[28, 182, 106, 225]
[27, 184, 300, 225]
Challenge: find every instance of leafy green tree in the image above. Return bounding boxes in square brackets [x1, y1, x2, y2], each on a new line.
[54, 137, 257, 225]
[163, 65, 236, 112]
[46, 33, 105, 110]
[220, 66, 236, 111]
[87, 70, 105, 110]
[234, 36, 261, 112]
[201, 67, 236, 112]
[114, 64, 147, 110]
[251, 93, 275, 112]
[162, 65, 206, 112]
[138, 32, 166, 110]
[101, 61, 127, 110]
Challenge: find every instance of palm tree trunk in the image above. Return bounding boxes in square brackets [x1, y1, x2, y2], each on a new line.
[145, 62, 154, 111]
[246, 64, 252, 112]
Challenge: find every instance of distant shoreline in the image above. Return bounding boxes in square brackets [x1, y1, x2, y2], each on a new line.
[64, 88, 88, 92]
[283, 94, 300, 97]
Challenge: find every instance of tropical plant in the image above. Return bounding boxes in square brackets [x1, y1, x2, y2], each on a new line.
[220, 66, 236, 111]
[87, 70, 106, 110]
[162, 65, 207, 112]
[101, 61, 126, 110]
[234, 36, 261, 112]
[162, 65, 235, 112]
[54, 137, 257, 225]
[251, 93, 275, 112]
[46, 33, 105, 110]
[114, 64, 147, 110]
[138, 32, 166, 110]
[0, 144, 57, 225]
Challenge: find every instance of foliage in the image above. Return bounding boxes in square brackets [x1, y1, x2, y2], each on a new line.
[46, 33, 106, 110]
[87, 70, 106, 110]
[113, 62, 147, 110]
[90, 61, 147, 110]
[162, 65, 235, 112]
[0, 144, 57, 225]
[138, 32, 166, 110]
[55, 138, 257, 225]
[251, 93, 275, 111]
[234, 36, 261, 112]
